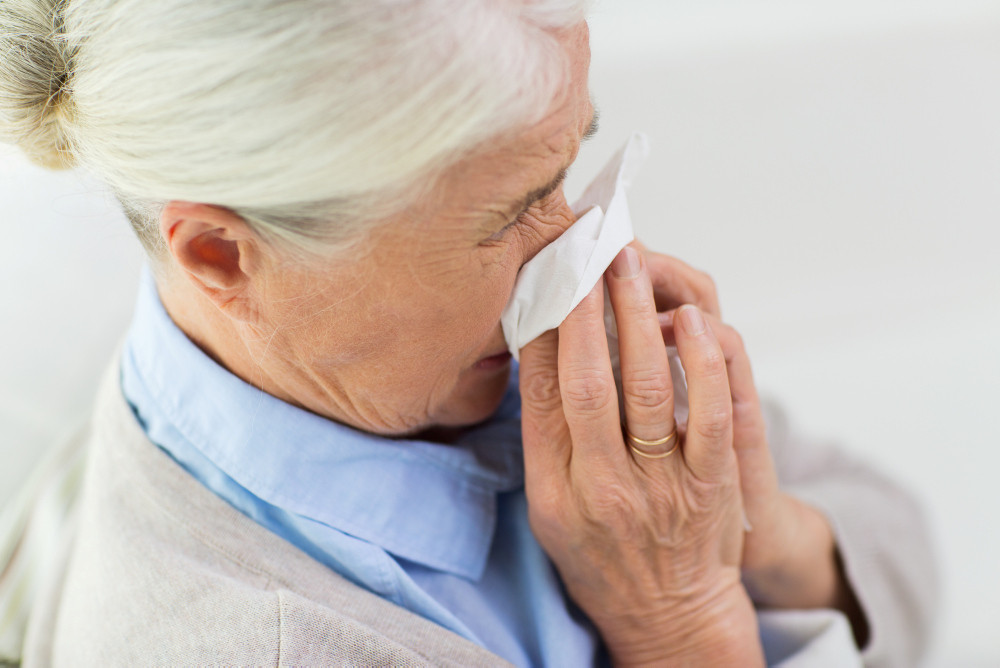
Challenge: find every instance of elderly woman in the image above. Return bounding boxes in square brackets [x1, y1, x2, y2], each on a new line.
[2, 0, 935, 666]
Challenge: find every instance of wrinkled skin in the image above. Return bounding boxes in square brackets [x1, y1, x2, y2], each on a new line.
[157, 20, 865, 667]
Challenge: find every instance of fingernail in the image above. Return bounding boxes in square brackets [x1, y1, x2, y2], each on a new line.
[611, 246, 640, 279]
[679, 305, 706, 335]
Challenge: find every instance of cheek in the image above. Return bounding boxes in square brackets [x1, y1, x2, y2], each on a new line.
[360, 261, 514, 365]
[260, 261, 401, 365]
[445, 263, 518, 341]
[275, 242, 521, 373]
[395, 255, 521, 369]
[472, 247, 527, 315]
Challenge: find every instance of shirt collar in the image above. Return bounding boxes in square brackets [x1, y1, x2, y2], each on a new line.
[124, 268, 524, 580]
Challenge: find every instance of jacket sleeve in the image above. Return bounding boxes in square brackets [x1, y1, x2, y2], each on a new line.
[762, 401, 940, 668]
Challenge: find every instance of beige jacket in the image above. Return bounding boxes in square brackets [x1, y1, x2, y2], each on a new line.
[16, 361, 937, 666]
[20, 364, 510, 667]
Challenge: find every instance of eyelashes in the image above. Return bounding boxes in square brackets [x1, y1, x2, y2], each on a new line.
[488, 206, 532, 241]
[487, 184, 564, 243]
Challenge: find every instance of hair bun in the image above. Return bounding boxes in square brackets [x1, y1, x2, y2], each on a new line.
[0, 0, 77, 170]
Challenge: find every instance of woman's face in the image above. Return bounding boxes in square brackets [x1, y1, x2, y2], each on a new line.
[244, 23, 594, 435]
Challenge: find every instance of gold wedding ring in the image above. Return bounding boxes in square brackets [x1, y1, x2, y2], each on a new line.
[625, 429, 679, 459]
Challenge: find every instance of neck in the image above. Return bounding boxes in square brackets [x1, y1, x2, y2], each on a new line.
[153, 267, 393, 436]
[156, 269, 272, 394]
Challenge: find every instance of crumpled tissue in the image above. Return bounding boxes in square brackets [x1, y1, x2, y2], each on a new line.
[500, 132, 688, 426]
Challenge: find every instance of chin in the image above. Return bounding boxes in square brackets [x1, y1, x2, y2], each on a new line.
[434, 365, 512, 428]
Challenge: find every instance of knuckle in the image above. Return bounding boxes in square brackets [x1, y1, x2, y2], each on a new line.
[623, 369, 673, 409]
[618, 290, 656, 319]
[693, 405, 733, 441]
[520, 369, 562, 412]
[562, 371, 616, 415]
[693, 346, 727, 376]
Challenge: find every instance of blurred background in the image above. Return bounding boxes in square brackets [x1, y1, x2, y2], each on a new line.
[2, 0, 998, 664]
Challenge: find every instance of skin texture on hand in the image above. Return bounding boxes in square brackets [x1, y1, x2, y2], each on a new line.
[150, 16, 866, 656]
[519, 248, 765, 666]
[521, 244, 867, 665]
[651, 254, 869, 646]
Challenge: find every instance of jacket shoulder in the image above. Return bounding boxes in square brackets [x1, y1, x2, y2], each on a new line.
[24, 360, 506, 666]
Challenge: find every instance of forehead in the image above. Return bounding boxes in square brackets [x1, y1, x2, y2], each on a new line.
[433, 23, 593, 215]
[474, 108, 582, 196]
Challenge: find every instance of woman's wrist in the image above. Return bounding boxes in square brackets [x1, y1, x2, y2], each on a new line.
[742, 494, 838, 607]
[601, 581, 765, 668]
[742, 494, 870, 646]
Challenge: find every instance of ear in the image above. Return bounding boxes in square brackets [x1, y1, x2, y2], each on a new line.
[159, 201, 261, 321]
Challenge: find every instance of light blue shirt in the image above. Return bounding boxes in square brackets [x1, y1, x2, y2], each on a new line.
[120, 269, 602, 667]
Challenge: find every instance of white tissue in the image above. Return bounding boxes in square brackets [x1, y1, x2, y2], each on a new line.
[501, 132, 691, 429]
[501, 133, 650, 357]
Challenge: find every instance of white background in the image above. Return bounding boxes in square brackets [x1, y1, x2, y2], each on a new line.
[2, 0, 998, 664]
[569, 1, 1000, 665]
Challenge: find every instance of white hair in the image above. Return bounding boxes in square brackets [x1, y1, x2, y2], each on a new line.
[1, 0, 588, 256]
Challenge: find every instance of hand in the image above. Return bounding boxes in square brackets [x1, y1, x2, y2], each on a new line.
[641, 248, 867, 638]
[519, 246, 763, 667]
[631, 240, 721, 318]
[654, 311, 819, 594]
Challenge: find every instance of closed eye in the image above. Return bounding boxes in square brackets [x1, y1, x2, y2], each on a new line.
[489, 167, 569, 240]
[489, 206, 532, 240]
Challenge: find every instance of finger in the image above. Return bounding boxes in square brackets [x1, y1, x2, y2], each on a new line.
[659, 310, 778, 493]
[519, 329, 572, 485]
[641, 248, 721, 318]
[557, 278, 624, 466]
[672, 305, 733, 481]
[658, 311, 763, 434]
[605, 247, 676, 451]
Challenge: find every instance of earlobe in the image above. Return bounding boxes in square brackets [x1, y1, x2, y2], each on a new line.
[160, 201, 260, 321]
